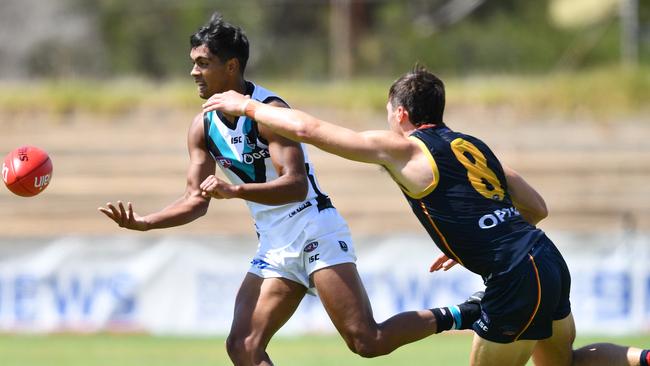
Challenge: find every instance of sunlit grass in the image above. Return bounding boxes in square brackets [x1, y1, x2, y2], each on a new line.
[0, 66, 647, 120]
[0, 78, 200, 115]
[446, 66, 650, 118]
[0, 333, 647, 366]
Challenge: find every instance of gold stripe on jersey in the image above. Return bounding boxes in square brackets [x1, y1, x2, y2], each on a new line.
[514, 254, 542, 341]
[419, 201, 464, 267]
[400, 136, 440, 199]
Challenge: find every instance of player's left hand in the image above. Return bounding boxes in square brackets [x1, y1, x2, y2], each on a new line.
[98, 201, 149, 231]
[202, 90, 251, 116]
[200, 175, 238, 199]
[429, 253, 458, 272]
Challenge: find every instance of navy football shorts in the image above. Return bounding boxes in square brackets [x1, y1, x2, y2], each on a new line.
[473, 235, 572, 343]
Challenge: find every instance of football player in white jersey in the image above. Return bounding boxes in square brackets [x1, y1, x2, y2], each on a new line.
[99, 13, 481, 366]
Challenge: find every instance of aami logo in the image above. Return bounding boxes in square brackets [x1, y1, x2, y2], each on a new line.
[304, 241, 319, 253]
[216, 157, 232, 168]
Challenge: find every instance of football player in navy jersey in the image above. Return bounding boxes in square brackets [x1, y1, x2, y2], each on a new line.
[100, 14, 482, 366]
[203, 66, 649, 366]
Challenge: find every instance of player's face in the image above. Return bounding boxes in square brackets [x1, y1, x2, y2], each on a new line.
[190, 45, 230, 99]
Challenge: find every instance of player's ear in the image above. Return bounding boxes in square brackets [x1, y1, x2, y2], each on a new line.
[226, 58, 239, 75]
[396, 106, 410, 124]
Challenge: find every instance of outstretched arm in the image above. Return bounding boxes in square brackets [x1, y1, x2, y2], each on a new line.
[503, 165, 548, 225]
[98, 113, 214, 231]
[202, 91, 412, 167]
[198, 99, 308, 205]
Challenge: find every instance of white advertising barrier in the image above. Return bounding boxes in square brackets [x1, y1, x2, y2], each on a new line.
[0, 232, 648, 335]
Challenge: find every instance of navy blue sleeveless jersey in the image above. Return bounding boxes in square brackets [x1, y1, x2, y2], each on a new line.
[404, 125, 544, 279]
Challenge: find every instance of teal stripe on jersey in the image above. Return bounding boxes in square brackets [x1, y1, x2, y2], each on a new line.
[207, 113, 255, 180]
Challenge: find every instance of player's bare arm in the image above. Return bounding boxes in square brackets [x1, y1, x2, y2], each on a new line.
[98, 113, 214, 231]
[503, 165, 548, 225]
[202, 91, 407, 164]
[202, 91, 435, 194]
[199, 99, 308, 205]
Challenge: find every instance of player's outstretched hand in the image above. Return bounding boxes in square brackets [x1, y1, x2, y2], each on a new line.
[200, 175, 238, 199]
[98, 201, 149, 231]
[429, 253, 458, 272]
[202, 90, 251, 116]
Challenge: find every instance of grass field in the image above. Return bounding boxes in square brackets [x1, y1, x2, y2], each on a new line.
[0, 66, 647, 119]
[1, 333, 647, 366]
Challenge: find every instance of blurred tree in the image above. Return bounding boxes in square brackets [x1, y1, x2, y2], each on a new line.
[0, 0, 105, 79]
[89, 0, 201, 78]
[249, 0, 330, 78]
[0, 0, 647, 80]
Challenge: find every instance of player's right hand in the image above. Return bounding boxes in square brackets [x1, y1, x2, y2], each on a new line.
[200, 175, 238, 199]
[98, 201, 149, 231]
[202, 90, 252, 116]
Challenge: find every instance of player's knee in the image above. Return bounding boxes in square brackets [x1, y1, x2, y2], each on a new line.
[342, 329, 387, 358]
[352, 344, 385, 358]
[226, 333, 261, 360]
[225, 334, 244, 358]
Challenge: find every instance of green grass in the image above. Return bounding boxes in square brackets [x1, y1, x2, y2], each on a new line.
[443, 67, 650, 119]
[0, 333, 647, 366]
[0, 79, 200, 115]
[0, 66, 648, 120]
[270, 66, 650, 119]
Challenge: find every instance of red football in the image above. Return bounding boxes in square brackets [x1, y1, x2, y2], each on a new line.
[2, 146, 53, 197]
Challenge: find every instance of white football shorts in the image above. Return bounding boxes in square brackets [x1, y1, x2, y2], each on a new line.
[248, 207, 356, 294]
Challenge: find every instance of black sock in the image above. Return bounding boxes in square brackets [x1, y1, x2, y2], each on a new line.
[456, 300, 481, 330]
[640, 349, 650, 366]
[430, 307, 455, 334]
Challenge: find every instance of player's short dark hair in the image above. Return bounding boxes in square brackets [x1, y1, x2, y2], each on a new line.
[190, 12, 249, 74]
[388, 66, 445, 126]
